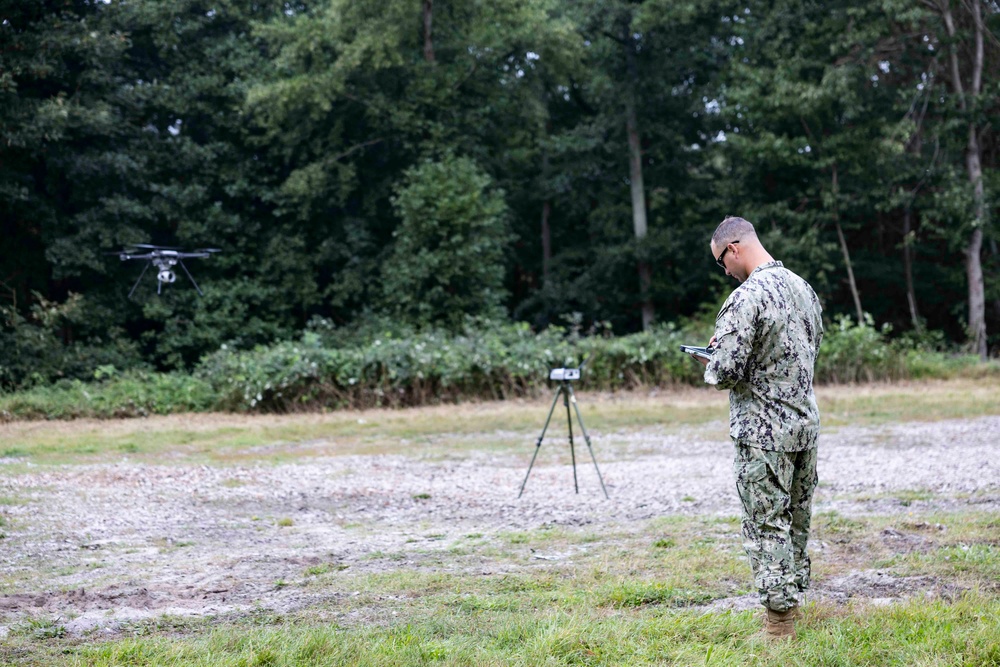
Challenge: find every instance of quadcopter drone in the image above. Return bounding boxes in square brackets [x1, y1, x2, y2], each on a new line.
[114, 244, 221, 298]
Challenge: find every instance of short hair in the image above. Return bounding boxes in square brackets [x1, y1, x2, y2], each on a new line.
[712, 216, 757, 247]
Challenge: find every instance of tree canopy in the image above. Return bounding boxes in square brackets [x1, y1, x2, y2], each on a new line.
[1, 0, 998, 387]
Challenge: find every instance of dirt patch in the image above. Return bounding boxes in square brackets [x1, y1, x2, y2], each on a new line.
[0, 415, 997, 637]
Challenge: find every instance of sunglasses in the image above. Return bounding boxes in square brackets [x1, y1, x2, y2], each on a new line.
[716, 240, 739, 269]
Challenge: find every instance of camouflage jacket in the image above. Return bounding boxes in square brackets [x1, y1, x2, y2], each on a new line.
[704, 261, 823, 452]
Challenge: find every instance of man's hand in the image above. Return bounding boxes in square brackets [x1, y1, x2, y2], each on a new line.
[695, 335, 717, 367]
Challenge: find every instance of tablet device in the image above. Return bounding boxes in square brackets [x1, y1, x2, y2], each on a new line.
[679, 345, 714, 361]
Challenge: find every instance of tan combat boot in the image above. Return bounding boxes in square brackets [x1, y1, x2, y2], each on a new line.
[764, 607, 797, 640]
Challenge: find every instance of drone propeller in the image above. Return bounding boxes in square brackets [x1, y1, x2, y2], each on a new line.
[193, 248, 222, 254]
[129, 243, 182, 250]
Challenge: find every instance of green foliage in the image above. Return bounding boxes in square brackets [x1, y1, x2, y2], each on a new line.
[816, 314, 908, 383]
[2, 315, 994, 419]
[193, 320, 712, 412]
[194, 316, 990, 413]
[381, 155, 512, 329]
[0, 370, 214, 421]
[0, 294, 145, 390]
[1, 0, 998, 382]
[815, 314, 988, 384]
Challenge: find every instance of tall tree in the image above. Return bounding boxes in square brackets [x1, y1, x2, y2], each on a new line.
[621, 11, 654, 330]
[718, 1, 909, 316]
[525, 0, 732, 331]
[930, 0, 992, 358]
[381, 154, 511, 328]
[877, 0, 1000, 353]
[0, 0, 127, 311]
[250, 0, 583, 322]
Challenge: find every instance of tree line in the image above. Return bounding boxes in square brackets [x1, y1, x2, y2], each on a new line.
[1, 0, 998, 388]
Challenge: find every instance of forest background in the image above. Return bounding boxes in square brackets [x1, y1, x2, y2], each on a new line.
[2, 0, 999, 410]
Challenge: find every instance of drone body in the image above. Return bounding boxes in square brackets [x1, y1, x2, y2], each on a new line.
[116, 244, 221, 297]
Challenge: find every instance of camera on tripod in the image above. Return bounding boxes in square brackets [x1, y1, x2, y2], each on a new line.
[519, 356, 608, 499]
[548, 367, 581, 381]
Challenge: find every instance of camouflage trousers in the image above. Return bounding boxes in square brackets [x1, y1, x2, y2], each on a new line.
[733, 444, 818, 612]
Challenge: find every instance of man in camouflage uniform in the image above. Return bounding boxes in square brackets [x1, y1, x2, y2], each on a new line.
[695, 217, 823, 640]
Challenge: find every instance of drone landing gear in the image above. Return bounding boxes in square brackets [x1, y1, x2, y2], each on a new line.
[128, 259, 203, 299]
[518, 380, 609, 499]
[128, 262, 151, 299]
[115, 244, 219, 299]
[176, 260, 203, 296]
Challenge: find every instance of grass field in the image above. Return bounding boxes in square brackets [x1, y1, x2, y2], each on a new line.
[0, 378, 998, 666]
[1, 378, 998, 466]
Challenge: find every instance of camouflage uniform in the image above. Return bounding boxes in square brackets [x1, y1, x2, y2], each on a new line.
[704, 260, 823, 612]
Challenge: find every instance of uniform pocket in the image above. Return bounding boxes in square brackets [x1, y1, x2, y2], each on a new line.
[734, 458, 768, 485]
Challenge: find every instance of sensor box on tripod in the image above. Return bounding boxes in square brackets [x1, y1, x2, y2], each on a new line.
[549, 368, 581, 381]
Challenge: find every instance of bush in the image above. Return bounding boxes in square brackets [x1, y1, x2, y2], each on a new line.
[2, 315, 995, 420]
[815, 314, 907, 383]
[815, 314, 990, 383]
[0, 294, 147, 391]
[0, 369, 214, 421]
[195, 321, 705, 412]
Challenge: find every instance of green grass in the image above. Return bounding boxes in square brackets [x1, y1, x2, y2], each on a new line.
[5, 592, 999, 666]
[1, 378, 997, 467]
[2, 512, 999, 665]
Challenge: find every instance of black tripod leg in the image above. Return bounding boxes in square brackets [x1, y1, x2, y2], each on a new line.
[518, 385, 563, 498]
[565, 382, 578, 494]
[568, 384, 609, 499]
[128, 262, 151, 300]
[178, 260, 204, 296]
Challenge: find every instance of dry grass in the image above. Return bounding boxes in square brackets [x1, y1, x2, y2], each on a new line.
[0, 378, 996, 466]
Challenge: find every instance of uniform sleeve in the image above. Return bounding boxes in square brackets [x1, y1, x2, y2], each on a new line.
[704, 291, 757, 390]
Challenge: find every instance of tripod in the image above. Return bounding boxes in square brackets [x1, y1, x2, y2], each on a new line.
[518, 379, 609, 499]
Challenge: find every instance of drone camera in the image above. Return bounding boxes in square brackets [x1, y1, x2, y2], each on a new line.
[549, 368, 581, 381]
[158, 269, 177, 284]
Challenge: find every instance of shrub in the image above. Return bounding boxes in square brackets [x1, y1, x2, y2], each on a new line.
[815, 314, 907, 383]
[381, 154, 511, 329]
[0, 370, 214, 421]
[0, 294, 147, 391]
[195, 321, 704, 412]
[815, 314, 992, 383]
[2, 316, 996, 420]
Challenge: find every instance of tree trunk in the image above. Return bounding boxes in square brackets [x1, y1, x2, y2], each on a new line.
[991, 239, 1000, 320]
[939, 0, 988, 359]
[832, 164, 864, 322]
[623, 22, 653, 330]
[626, 104, 653, 330]
[902, 205, 922, 331]
[966, 225, 987, 357]
[965, 0, 987, 359]
[965, 125, 988, 358]
[422, 0, 435, 64]
[541, 200, 552, 290]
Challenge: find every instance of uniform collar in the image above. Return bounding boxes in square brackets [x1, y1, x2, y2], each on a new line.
[748, 260, 783, 278]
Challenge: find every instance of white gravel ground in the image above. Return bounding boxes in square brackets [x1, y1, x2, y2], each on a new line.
[0, 414, 997, 636]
